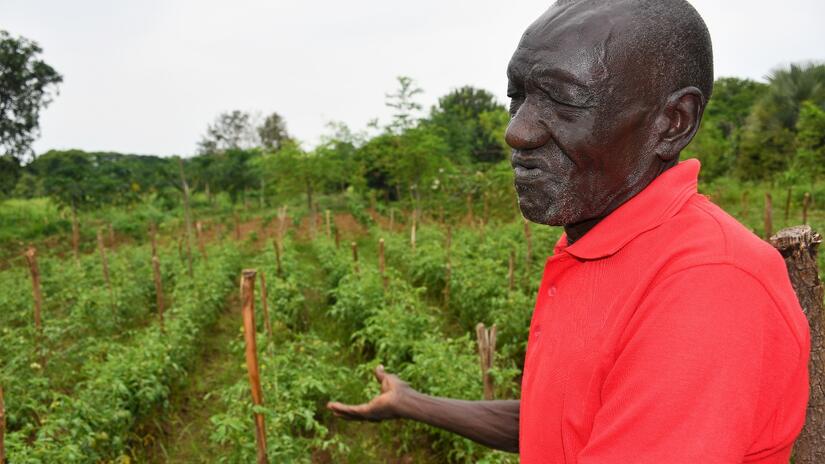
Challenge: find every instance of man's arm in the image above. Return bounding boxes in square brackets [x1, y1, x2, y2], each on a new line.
[327, 365, 520, 453]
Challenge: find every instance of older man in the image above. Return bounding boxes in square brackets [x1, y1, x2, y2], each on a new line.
[328, 0, 811, 462]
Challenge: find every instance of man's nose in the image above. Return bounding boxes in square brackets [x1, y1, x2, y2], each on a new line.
[505, 104, 552, 150]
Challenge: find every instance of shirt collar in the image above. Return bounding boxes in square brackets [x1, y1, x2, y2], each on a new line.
[555, 159, 701, 260]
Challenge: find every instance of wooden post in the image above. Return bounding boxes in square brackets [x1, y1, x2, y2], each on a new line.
[325, 210, 332, 239]
[785, 188, 792, 222]
[764, 192, 773, 240]
[769, 226, 824, 464]
[108, 222, 115, 247]
[475, 323, 497, 400]
[152, 255, 164, 330]
[444, 227, 452, 307]
[259, 272, 273, 340]
[508, 249, 515, 292]
[0, 384, 5, 464]
[272, 239, 283, 278]
[523, 219, 533, 288]
[410, 211, 417, 253]
[24, 247, 43, 335]
[196, 221, 208, 261]
[351, 242, 359, 274]
[803, 193, 811, 225]
[334, 228, 341, 249]
[378, 238, 388, 289]
[97, 229, 115, 309]
[240, 270, 268, 464]
[178, 158, 195, 278]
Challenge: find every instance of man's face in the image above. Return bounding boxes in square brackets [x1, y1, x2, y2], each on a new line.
[506, 3, 661, 227]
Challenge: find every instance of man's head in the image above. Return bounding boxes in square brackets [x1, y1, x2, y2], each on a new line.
[506, 0, 713, 232]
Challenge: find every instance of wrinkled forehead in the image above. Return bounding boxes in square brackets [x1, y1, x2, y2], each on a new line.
[508, 2, 631, 81]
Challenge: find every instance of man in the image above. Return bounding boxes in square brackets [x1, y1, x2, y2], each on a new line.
[328, 0, 811, 462]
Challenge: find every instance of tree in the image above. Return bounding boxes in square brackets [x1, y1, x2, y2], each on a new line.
[257, 112, 290, 151]
[385, 76, 423, 133]
[427, 86, 509, 164]
[791, 101, 825, 182]
[197, 110, 259, 154]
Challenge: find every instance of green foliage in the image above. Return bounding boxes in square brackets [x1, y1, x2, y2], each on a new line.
[0, 30, 62, 162]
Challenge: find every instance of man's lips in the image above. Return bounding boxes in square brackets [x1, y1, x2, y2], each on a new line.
[512, 153, 545, 180]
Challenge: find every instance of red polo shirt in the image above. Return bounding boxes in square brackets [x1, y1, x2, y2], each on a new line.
[519, 159, 810, 463]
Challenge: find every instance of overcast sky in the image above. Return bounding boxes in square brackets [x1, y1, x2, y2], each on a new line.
[3, 0, 824, 157]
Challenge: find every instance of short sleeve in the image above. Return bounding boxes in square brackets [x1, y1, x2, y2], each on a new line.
[577, 264, 777, 464]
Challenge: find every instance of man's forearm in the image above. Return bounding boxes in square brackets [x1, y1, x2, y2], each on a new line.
[396, 392, 520, 453]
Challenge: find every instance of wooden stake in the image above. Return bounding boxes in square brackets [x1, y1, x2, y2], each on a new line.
[273, 239, 283, 278]
[508, 249, 515, 292]
[0, 384, 5, 464]
[259, 272, 273, 340]
[475, 323, 497, 400]
[240, 270, 268, 464]
[764, 192, 773, 240]
[97, 229, 115, 309]
[769, 226, 824, 464]
[196, 221, 208, 261]
[325, 210, 332, 239]
[378, 238, 387, 289]
[351, 242, 359, 274]
[785, 188, 792, 222]
[178, 158, 194, 278]
[150, 255, 164, 330]
[24, 247, 43, 335]
[410, 211, 417, 253]
[334, 228, 341, 249]
[803, 192, 811, 225]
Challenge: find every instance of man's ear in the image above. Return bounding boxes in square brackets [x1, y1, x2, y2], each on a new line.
[654, 87, 705, 162]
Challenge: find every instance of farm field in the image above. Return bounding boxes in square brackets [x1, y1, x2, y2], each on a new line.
[0, 179, 823, 463]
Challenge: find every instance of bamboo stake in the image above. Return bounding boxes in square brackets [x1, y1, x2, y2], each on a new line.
[97, 229, 115, 310]
[152, 255, 165, 330]
[272, 239, 283, 278]
[785, 188, 792, 222]
[769, 226, 824, 464]
[475, 323, 497, 400]
[0, 384, 5, 464]
[259, 272, 273, 340]
[240, 270, 268, 464]
[178, 158, 195, 278]
[378, 238, 387, 289]
[764, 192, 773, 240]
[803, 192, 811, 225]
[351, 242, 359, 274]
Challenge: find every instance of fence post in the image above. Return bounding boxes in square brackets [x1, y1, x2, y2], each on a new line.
[152, 255, 164, 330]
[475, 323, 497, 400]
[240, 270, 268, 464]
[769, 226, 824, 464]
[24, 247, 43, 335]
[351, 242, 359, 274]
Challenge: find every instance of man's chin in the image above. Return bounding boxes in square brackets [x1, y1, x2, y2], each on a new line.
[518, 201, 566, 226]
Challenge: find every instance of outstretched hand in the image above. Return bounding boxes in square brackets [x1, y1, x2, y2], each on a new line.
[327, 365, 412, 422]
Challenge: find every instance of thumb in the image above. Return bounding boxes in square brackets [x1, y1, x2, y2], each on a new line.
[374, 364, 386, 383]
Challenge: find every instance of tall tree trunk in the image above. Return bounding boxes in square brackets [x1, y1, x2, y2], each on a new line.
[770, 226, 825, 464]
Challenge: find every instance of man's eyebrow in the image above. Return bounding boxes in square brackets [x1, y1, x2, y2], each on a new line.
[530, 65, 591, 89]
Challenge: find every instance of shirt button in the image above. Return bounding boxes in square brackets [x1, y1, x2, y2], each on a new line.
[547, 286, 557, 297]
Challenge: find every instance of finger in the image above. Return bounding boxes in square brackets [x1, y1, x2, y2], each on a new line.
[373, 364, 386, 383]
[326, 401, 373, 421]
